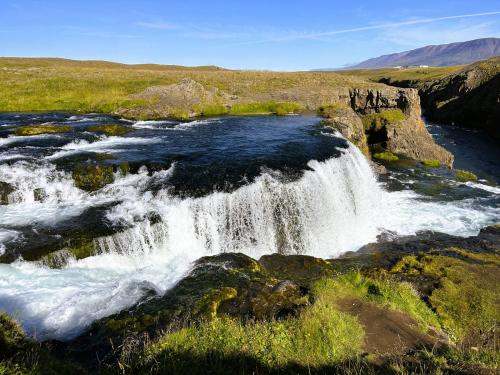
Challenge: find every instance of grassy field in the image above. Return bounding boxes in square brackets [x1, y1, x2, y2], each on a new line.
[337, 65, 464, 85]
[0, 57, 382, 117]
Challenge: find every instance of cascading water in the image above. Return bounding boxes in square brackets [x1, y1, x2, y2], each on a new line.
[0, 113, 498, 341]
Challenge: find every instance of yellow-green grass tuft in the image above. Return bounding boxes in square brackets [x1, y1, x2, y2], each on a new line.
[455, 169, 478, 182]
[373, 151, 399, 162]
[421, 159, 441, 168]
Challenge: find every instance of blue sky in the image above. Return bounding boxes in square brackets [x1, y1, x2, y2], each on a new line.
[1, 1, 499, 70]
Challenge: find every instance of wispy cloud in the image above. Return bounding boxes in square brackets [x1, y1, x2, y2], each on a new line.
[239, 11, 500, 45]
[136, 21, 179, 30]
[378, 21, 499, 47]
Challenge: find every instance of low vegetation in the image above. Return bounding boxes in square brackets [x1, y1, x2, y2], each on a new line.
[455, 169, 478, 182]
[421, 159, 441, 168]
[362, 109, 405, 131]
[14, 124, 71, 136]
[373, 151, 399, 162]
[338, 66, 464, 86]
[0, 57, 379, 117]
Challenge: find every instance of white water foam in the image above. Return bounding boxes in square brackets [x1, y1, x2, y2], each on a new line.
[45, 135, 163, 159]
[0, 134, 64, 147]
[0, 162, 173, 227]
[0, 142, 498, 340]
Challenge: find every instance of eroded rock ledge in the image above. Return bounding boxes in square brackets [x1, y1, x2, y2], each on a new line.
[322, 87, 454, 167]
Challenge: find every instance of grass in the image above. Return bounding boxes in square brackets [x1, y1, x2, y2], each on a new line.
[362, 109, 405, 131]
[455, 169, 478, 182]
[0, 58, 380, 117]
[311, 272, 440, 331]
[373, 151, 399, 162]
[14, 124, 71, 136]
[136, 306, 364, 373]
[391, 249, 499, 343]
[337, 66, 464, 86]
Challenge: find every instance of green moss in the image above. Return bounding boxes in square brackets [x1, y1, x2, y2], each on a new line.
[15, 124, 71, 136]
[87, 123, 133, 136]
[421, 159, 441, 168]
[311, 272, 440, 331]
[373, 151, 399, 162]
[362, 109, 405, 131]
[72, 165, 114, 191]
[455, 169, 478, 182]
[194, 287, 238, 319]
[391, 250, 500, 343]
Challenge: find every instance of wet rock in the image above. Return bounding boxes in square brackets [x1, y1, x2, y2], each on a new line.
[320, 105, 369, 156]
[33, 187, 47, 202]
[14, 124, 71, 136]
[72, 164, 114, 191]
[419, 57, 500, 140]
[0, 181, 14, 205]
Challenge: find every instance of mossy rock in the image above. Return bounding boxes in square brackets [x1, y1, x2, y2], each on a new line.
[87, 123, 134, 136]
[15, 124, 71, 136]
[259, 254, 335, 284]
[72, 164, 114, 191]
[0, 181, 14, 205]
[373, 151, 399, 162]
[455, 169, 478, 182]
[421, 159, 441, 168]
[362, 109, 405, 131]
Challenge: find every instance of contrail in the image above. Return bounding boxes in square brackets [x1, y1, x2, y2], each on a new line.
[239, 11, 500, 45]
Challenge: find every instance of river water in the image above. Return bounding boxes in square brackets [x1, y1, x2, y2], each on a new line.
[0, 113, 498, 340]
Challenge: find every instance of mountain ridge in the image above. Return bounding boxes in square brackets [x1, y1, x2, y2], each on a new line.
[316, 38, 500, 70]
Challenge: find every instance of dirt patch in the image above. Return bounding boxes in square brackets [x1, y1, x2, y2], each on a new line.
[336, 298, 441, 355]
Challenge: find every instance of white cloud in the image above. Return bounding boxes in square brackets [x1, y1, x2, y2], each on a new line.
[239, 11, 500, 45]
[378, 21, 499, 48]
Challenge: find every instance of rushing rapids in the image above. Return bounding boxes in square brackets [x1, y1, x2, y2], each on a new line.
[0, 113, 498, 340]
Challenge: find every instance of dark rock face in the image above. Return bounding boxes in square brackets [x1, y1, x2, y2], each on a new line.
[323, 88, 454, 166]
[419, 58, 500, 140]
[0, 181, 14, 205]
[379, 57, 500, 141]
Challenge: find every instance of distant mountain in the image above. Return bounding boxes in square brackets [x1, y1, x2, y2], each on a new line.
[322, 38, 500, 70]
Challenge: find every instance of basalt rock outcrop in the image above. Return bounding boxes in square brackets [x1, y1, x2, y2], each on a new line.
[322, 88, 454, 167]
[419, 57, 500, 140]
[379, 57, 500, 141]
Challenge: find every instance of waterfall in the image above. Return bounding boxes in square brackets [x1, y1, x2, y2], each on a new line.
[0, 141, 497, 340]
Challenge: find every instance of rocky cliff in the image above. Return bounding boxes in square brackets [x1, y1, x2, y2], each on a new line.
[321, 87, 454, 166]
[419, 57, 500, 140]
